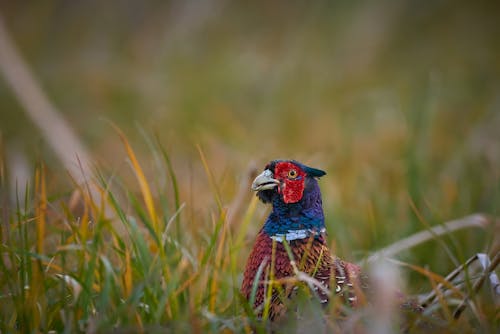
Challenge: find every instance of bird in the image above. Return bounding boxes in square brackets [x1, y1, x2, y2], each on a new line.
[240, 159, 366, 321]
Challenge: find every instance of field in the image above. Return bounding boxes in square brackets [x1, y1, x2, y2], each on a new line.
[0, 1, 499, 332]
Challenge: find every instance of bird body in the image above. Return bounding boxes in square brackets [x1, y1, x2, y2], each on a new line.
[241, 160, 364, 320]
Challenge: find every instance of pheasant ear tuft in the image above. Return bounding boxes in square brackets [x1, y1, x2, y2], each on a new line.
[303, 166, 326, 178]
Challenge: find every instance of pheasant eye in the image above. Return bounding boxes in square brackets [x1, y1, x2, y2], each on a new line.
[288, 169, 298, 179]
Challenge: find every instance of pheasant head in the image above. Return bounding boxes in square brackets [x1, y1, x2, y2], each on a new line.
[251, 160, 327, 241]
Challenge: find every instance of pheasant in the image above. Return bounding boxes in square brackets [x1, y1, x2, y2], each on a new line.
[241, 160, 366, 321]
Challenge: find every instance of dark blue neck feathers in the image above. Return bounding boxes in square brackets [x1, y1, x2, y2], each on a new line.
[262, 177, 325, 236]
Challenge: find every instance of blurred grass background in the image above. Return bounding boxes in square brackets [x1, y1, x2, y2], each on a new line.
[0, 0, 499, 331]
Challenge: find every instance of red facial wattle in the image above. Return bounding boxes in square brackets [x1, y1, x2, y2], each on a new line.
[274, 161, 306, 204]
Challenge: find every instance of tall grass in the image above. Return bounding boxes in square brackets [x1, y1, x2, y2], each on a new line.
[0, 134, 255, 332]
[0, 134, 497, 333]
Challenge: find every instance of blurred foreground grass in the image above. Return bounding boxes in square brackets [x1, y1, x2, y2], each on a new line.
[0, 0, 499, 332]
[0, 136, 498, 332]
[1, 133, 499, 332]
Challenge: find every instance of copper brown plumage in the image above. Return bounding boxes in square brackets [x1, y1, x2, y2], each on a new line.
[241, 231, 363, 320]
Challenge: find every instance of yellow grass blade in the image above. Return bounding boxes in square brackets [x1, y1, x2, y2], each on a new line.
[42, 258, 63, 273]
[234, 195, 258, 249]
[78, 190, 90, 243]
[428, 273, 454, 322]
[115, 125, 159, 232]
[135, 313, 144, 333]
[196, 144, 222, 211]
[210, 209, 227, 312]
[388, 258, 465, 298]
[262, 238, 277, 321]
[172, 272, 199, 300]
[35, 164, 46, 254]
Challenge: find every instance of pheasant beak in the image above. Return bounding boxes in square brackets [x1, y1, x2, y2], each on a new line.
[251, 169, 279, 191]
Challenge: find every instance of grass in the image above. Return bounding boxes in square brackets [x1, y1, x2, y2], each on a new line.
[0, 133, 498, 333]
[1, 134, 262, 332]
